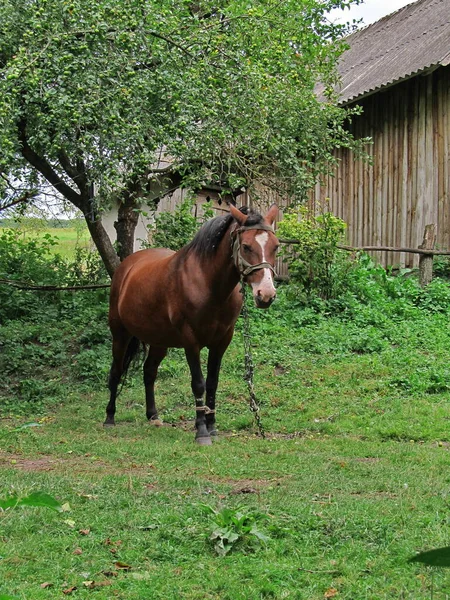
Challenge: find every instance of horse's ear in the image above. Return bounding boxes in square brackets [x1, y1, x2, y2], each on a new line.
[265, 204, 279, 226]
[229, 203, 248, 226]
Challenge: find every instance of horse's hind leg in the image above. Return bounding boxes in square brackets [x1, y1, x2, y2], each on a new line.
[104, 334, 132, 426]
[144, 346, 167, 425]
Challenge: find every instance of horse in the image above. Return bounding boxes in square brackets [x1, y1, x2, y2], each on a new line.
[104, 203, 279, 445]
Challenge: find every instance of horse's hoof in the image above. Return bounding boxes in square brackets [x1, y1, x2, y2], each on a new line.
[149, 418, 163, 427]
[195, 436, 212, 446]
[208, 429, 218, 437]
[103, 421, 115, 427]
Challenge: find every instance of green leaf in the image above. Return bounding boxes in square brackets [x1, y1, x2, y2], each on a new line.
[409, 547, 450, 567]
[250, 525, 270, 544]
[0, 494, 20, 509]
[12, 422, 42, 431]
[214, 539, 231, 557]
[13, 492, 63, 512]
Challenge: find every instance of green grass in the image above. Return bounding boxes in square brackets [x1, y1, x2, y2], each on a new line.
[0, 225, 91, 259]
[2, 297, 450, 599]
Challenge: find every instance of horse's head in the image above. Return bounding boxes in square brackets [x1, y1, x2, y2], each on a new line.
[230, 203, 279, 309]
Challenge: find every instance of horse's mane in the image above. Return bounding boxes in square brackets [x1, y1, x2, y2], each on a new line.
[179, 207, 265, 260]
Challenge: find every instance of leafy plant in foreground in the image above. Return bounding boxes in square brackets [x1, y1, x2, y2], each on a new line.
[0, 491, 63, 512]
[409, 547, 450, 567]
[201, 504, 270, 556]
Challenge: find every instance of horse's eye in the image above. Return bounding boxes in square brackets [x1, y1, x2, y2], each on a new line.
[243, 244, 252, 252]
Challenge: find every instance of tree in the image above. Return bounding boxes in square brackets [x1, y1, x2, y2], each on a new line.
[0, 0, 364, 276]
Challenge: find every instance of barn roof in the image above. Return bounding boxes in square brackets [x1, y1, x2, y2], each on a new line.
[333, 0, 450, 105]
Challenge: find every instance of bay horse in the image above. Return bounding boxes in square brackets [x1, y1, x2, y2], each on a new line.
[105, 203, 279, 445]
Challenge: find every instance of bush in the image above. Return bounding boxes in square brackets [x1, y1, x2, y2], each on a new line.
[0, 229, 111, 413]
[277, 205, 348, 301]
[144, 197, 214, 251]
[433, 255, 450, 279]
[277, 207, 450, 320]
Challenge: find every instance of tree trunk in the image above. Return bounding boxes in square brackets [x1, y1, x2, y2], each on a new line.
[114, 199, 140, 262]
[85, 216, 120, 278]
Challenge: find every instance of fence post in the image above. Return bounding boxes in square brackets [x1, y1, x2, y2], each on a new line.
[418, 224, 436, 287]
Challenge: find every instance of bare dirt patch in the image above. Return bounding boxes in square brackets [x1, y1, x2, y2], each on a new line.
[0, 452, 150, 476]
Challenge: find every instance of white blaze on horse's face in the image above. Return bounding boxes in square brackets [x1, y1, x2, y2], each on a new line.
[229, 203, 279, 309]
[242, 230, 278, 309]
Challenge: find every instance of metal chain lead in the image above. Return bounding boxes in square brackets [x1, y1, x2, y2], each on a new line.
[240, 280, 266, 439]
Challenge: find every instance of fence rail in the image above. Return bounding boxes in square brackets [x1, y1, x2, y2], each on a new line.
[279, 224, 449, 287]
[0, 278, 110, 291]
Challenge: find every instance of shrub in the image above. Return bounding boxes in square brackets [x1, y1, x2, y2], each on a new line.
[0, 229, 111, 412]
[277, 205, 348, 301]
[145, 197, 214, 251]
[433, 255, 450, 279]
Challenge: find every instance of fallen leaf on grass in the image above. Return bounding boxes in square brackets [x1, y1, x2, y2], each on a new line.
[105, 538, 122, 546]
[72, 548, 83, 555]
[230, 487, 258, 495]
[83, 580, 112, 589]
[62, 586, 77, 595]
[40, 582, 53, 589]
[101, 570, 118, 577]
[63, 519, 76, 528]
[130, 572, 152, 581]
[324, 588, 338, 598]
[61, 503, 71, 513]
[114, 561, 132, 571]
[79, 528, 90, 535]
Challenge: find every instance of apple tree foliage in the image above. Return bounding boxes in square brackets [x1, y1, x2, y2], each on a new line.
[0, 0, 364, 275]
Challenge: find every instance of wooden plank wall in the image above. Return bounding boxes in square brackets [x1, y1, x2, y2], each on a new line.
[311, 66, 450, 267]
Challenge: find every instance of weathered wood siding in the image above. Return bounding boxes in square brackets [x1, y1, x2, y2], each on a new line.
[311, 66, 450, 267]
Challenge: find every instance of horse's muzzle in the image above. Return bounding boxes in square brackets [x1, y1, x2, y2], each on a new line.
[254, 293, 276, 309]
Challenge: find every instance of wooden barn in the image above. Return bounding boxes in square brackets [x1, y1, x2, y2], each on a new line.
[313, 0, 450, 267]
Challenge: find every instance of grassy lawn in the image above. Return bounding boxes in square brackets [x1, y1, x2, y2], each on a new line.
[40, 227, 91, 258]
[1, 301, 450, 599]
[0, 225, 91, 259]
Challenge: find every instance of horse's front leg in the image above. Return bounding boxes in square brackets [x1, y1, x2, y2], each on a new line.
[185, 347, 210, 446]
[205, 346, 226, 437]
[206, 333, 233, 437]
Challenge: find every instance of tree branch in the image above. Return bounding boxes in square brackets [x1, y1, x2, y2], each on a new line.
[18, 118, 84, 209]
[0, 191, 36, 213]
[57, 148, 88, 194]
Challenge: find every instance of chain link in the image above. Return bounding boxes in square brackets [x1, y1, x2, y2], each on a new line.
[240, 280, 266, 439]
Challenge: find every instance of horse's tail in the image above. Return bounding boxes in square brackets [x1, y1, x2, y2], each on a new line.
[115, 336, 147, 396]
[123, 336, 143, 376]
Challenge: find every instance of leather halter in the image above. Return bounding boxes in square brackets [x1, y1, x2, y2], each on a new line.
[231, 222, 277, 278]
